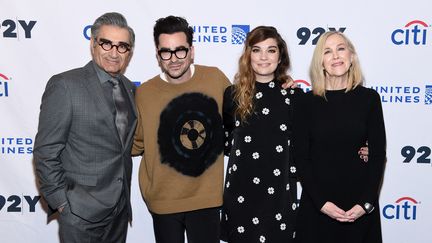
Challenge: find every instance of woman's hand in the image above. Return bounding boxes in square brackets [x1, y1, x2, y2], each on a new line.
[320, 201, 350, 222]
[346, 204, 366, 222]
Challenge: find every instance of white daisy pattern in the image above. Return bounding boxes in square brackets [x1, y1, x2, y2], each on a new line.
[256, 92, 263, 99]
[237, 226, 245, 233]
[276, 145, 283, 153]
[268, 187, 275, 194]
[275, 213, 282, 221]
[221, 81, 297, 241]
[252, 217, 260, 225]
[290, 166, 296, 173]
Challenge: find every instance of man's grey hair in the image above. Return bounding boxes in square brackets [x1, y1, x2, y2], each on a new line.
[91, 12, 135, 47]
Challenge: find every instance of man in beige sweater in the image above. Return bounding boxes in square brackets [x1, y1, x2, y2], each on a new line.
[132, 15, 230, 243]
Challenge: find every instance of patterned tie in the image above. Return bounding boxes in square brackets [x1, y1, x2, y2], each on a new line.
[109, 78, 129, 145]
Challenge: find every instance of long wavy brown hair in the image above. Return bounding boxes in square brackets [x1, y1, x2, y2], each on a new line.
[233, 26, 292, 122]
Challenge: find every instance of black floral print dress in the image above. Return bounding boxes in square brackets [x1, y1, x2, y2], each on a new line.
[220, 80, 300, 243]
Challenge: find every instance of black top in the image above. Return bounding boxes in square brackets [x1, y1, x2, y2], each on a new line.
[221, 80, 302, 243]
[293, 86, 386, 243]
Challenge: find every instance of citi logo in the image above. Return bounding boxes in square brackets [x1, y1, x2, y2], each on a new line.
[382, 197, 419, 220]
[295, 79, 311, 93]
[391, 20, 430, 45]
[0, 73, 10, 97]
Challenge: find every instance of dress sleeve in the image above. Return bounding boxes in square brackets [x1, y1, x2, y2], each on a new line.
[223, 86, 235, 156]
[358, 90, 386, 205]
[293, 93, 327, 210]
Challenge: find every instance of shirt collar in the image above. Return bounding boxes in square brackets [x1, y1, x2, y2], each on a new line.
[92, 61, 118, 84]
[159, 64, 195, 82]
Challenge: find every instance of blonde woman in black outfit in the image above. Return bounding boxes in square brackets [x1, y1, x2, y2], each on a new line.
[293, 31, 386, 243]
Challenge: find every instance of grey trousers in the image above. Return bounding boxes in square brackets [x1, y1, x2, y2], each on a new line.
[58, 195, 128, 243]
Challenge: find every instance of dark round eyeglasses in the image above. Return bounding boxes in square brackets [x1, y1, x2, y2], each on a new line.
[96, 38, 131, 54]
[158, 47, 189, 60]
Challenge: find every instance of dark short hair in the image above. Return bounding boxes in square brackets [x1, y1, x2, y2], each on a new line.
[91, 12, 135, 47]
[153, 15, 194, 47]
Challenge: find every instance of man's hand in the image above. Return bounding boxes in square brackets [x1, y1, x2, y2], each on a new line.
[58, 205, 65, 213]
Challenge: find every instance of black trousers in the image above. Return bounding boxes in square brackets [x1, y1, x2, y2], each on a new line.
[58, 195, 128, 243]
[151, 207, 221, 243]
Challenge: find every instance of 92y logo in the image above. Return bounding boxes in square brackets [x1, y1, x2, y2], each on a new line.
[401, 146, 431, 164]
[297, 27, 346, 45]
[0, 195, 41, 213]
[1, 19, 37, 38]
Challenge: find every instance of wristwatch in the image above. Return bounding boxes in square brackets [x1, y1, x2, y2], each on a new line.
[362, 202, 375, 214]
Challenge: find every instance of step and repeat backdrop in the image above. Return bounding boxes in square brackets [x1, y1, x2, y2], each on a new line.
[1, 0, 431, 242]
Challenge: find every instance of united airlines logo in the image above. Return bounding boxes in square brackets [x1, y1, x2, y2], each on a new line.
[192, 24, 250, 45]
[1, 137, 33, 155]
[391, 20, 430, 45]
[0, 73, 10, 97]
[383, 197, 419, 220]
[370, 85, 431, 105]
[425, 85, 432, 104]
[231, 25, 249, 45]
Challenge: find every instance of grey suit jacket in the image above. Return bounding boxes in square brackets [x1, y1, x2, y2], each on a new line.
[34, 61, 137, 223]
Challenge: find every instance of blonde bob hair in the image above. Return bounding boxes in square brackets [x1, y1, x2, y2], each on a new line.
[309, 31, 363, 98]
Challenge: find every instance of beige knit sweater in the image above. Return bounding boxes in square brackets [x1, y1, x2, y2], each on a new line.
[132, 65, 231, 214]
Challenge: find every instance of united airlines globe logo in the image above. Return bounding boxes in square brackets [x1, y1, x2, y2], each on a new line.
[192, 24, 250, 45]
[426, 85, 432, 105]
[231, 25, 249, 45]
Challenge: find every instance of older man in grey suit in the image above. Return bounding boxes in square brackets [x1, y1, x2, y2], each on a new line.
[34, 12, 137, 243]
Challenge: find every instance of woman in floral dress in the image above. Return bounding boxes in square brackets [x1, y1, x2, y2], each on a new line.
[220, 26, 300, 243]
